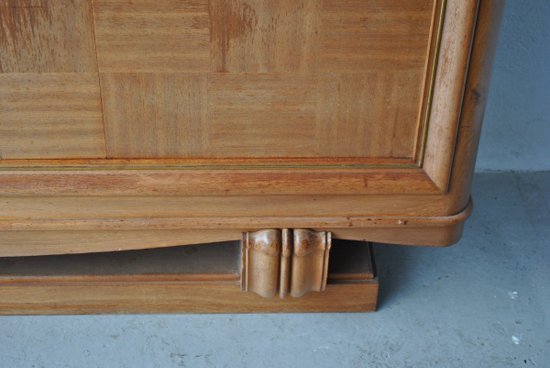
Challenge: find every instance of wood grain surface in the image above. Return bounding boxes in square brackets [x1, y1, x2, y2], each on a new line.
[241, 229, 331, 298]
[209, 0, 322, 73]
[0, 0, 97, 72]
[0, 73, 106, 158]
[0, 200, 472, 256]
[316, 71, 424, 157]
[320, 0, 433, 71]
[207, 73, 318, 157]
[423, 0, 480, 190]
[93, 0, 210, 72]
[1, 0, 438, 161]
[0, 280, 378, 314]
[101, 73, 208, 157]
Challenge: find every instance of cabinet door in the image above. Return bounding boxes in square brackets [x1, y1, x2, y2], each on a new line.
[1, 0, 478, 195]
[1, 0, 429, 159]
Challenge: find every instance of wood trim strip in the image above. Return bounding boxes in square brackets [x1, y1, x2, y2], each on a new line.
[0, 157, 415, 169]
[0, 273, 240, 284]
[415, 0, 447, 162]
[0, 200, 472, 231]
[0, 168, 439, 196]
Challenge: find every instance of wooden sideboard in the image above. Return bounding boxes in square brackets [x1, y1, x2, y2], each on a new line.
[0, 0, 503, 313]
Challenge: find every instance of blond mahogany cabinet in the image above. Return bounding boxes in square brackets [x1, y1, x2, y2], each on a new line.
[0, 0, 502, 313]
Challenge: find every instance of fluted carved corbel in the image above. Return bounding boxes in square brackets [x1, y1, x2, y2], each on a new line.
[241, 229, 331, 298]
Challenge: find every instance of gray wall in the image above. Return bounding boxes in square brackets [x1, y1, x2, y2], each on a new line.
[476, 0, 550, 172]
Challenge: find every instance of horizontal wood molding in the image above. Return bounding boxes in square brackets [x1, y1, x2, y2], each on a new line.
[0, 201, 472, 256]
[0, 200, 472, 232]
[0, 225, 467, 257]
[0, 167, 439, 196]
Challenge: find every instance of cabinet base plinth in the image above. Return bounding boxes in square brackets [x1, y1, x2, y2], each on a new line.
[0, 240, 378, 314]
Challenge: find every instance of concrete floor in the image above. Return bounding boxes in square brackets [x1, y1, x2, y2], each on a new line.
[0, 171, 548, 368]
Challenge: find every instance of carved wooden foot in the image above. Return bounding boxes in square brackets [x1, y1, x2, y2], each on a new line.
[241, 229, 331, 298]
